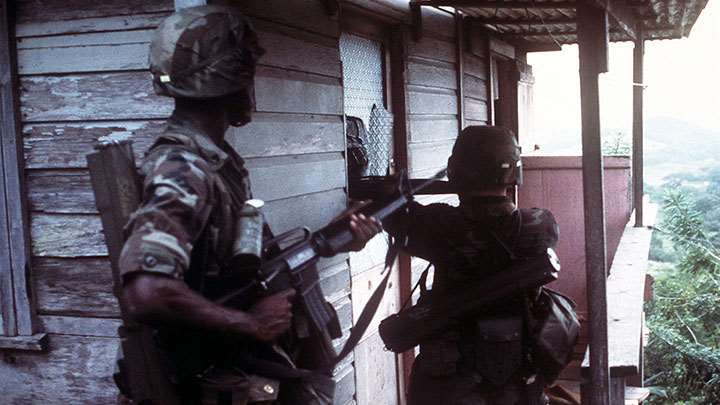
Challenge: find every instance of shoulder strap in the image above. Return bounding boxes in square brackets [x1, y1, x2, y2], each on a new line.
[486, 208, 522, 261]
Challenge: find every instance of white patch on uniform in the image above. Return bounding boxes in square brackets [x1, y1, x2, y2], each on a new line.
[152, 176, 199, 208]
[152, 152, 170, 171]
[142, 230, 190, 267]
[179, 151, 201, 164]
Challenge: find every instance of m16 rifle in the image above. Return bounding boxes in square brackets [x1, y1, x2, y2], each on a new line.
[87, 140, 447, 402]
[215, 169, 449, 371]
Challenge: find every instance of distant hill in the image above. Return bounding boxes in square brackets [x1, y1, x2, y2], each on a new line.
[532, 117, 720, 185]
[643, 117, 720, 185]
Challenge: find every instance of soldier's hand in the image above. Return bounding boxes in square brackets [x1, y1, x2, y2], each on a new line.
[347, 213, 383, 252]
[247, 288, 296, 342]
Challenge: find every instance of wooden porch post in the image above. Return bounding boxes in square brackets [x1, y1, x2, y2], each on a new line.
[633, 26, 645, 227]
[390, 25, 413, 404]
[577, 1, 611, 404]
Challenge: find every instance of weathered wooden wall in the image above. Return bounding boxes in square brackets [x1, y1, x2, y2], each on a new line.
[3, 0, 356, 403]
[2, 0, 526, 403]
[406, 8, 460, 179]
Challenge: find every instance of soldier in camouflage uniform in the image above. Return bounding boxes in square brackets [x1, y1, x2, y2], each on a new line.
[119, 6, 381, 404]
[386, 126, 559, 405]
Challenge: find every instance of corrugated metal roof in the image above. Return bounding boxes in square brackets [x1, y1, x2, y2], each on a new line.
[412, 0, 709, 46]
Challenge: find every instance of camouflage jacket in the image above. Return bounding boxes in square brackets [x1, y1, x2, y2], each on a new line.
[119, 118, 251, 283]
[387, 197, 559, 393]
[390, 198, 558, 298]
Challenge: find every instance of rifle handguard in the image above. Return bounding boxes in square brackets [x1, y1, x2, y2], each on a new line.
[378, 248, 561, 353]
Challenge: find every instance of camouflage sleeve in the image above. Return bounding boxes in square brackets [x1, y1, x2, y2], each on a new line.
[118, 146, 214, 281]
[515, 208, 560, 257]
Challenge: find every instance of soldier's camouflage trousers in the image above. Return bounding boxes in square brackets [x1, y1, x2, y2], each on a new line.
[407, 358, 548, 405]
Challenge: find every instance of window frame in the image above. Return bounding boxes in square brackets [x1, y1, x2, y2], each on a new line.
[0, 0, 44, 351]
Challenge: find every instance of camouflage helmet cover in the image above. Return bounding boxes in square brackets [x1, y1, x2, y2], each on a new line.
[149, 5, 265, 98]
[447, 125, 523, 189]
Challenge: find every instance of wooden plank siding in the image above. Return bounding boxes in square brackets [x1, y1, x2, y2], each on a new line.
[406, 7, 459, 178]
[3, 1, 523, 403]
[4, 1, 360, 403]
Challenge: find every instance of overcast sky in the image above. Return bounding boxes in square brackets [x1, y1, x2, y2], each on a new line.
[527, 1, 720, 146]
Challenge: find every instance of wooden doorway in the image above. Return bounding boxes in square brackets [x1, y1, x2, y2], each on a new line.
[340, 9, 405, 405]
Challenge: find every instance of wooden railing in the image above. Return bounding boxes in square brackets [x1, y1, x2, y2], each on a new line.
[581, 203, 657, 404]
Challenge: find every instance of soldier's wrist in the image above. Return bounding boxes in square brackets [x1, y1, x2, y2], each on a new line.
[226, 311, 259, 338]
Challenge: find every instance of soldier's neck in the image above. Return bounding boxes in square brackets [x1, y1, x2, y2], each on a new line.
[171, 101, 228, 144]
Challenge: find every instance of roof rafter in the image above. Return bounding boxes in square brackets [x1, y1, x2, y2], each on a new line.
[590, 0, 639, 40]
[471, 16, 577, 25]
[410, 0, 578, 9]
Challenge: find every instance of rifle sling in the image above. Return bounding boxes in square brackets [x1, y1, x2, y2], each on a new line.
[332, 237, 401, 366]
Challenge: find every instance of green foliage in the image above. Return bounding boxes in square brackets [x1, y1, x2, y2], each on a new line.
[645, 189, 720, 404]
[601, 130, 631, 156]
[648, 168, 720, 263]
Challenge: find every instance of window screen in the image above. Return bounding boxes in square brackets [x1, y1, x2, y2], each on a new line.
[340, 33, 393, 176]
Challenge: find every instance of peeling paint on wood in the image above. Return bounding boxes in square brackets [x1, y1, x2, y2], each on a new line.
[27, 154, 346, 213]
[24, 115, 345, 170]
[27, 170, 96, 213]
[19, 44, 149, 75]
[20, 72, 172, 122]
[0, 333, 48, 351]
[31, 214, 106, 257]
[16, 12, 168, 38]
[33, 257, 348, 321]
[33, 257, 118, 317]
[0, 334, 119, 404]
[16, 0, 173, 23]
[39, 315, 121, 337]
[31, 189, 348, 257]
[17, 27, 339, 77]
[23, 121, 162, 169]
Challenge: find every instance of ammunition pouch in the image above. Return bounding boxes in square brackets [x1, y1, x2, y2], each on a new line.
[530, 288, 580, 384]
[416, 329, 460, 377]
[199, 368, 280, 404]
[473, 316, 523, 386]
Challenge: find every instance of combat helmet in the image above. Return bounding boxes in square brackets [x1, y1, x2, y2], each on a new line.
[447, 125, 522, 189]
[149, 5, 265, 98]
